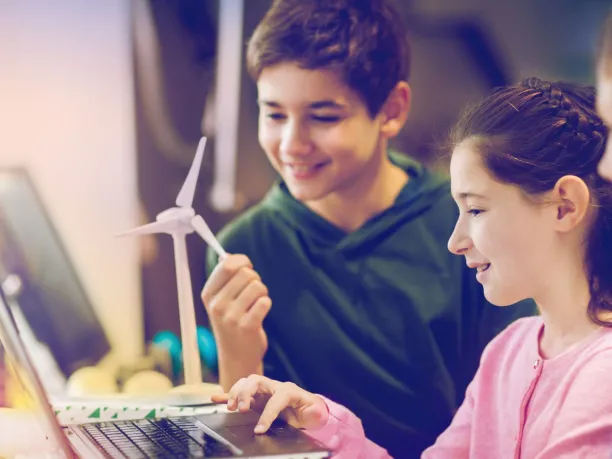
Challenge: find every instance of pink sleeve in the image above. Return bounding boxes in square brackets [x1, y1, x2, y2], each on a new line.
[304, 396, 391, 459]
[420, 379, 474, 458]
[535, 351, 612, 459]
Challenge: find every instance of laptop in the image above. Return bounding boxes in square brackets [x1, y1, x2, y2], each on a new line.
[0, 290, 331, 458]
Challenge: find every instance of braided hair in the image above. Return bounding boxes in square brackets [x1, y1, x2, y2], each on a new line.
[450, 78, 612, 326]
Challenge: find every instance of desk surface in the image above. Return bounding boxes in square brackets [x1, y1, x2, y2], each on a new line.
[0, 408, 58, 457]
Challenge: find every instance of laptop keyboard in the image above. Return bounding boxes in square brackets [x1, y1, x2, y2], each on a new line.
[79, 417, 236, 458]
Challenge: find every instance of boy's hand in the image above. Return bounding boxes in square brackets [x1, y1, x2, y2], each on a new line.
[211, 375, 329, 433]
[201, 254, 272, 385]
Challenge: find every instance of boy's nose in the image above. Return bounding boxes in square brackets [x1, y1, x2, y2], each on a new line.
[280, 124, 313, 157]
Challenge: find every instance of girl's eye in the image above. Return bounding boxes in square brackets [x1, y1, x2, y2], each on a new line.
[467, 208, 484, 217]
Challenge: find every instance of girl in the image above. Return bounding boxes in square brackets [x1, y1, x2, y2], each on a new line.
[212, 78, 612, 458]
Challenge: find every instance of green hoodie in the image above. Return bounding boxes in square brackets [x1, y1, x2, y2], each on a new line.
[206, 153, 536, 459]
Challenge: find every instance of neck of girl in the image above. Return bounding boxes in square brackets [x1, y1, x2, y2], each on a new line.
[537, 261, 602, 359]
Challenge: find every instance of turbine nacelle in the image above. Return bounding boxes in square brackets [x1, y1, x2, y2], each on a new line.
[152, 208, 196, 236]
[156, 207, 195, 222]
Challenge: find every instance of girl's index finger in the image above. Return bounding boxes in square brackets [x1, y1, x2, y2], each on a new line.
[211, 393, 230, 404]
[253, 390, 292, 434]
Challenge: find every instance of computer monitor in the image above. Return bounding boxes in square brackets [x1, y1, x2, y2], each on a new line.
[0, 168, 110, 377]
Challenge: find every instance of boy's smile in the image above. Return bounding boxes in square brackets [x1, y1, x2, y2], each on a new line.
[281, 159, 332, 182]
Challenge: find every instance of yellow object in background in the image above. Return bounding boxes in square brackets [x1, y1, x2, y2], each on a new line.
[65, 366, 119, 397]
[0, 350, 5, 407]
[123, 370, 173, 396]
[5, 355, 35, 409]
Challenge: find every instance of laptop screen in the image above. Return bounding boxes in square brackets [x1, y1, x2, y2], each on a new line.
[0, 169, 110, 377]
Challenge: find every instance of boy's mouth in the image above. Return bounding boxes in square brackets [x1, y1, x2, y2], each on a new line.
[284, 161, 330, 179]
[288, 164, 323, 173]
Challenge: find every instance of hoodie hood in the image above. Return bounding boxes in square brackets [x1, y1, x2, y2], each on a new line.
[261, 152, 450, 255]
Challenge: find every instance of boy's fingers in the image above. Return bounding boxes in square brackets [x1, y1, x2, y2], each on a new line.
[238, 297, 272, 332]
[235, 279, 268, 309]
[211, 268, 262, 319]
[201, 254, 252, 303]
[220, 267, 262, 302]
[242, 297, 272, 329]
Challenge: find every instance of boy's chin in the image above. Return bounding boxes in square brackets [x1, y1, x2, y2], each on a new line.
[285, 183, 330, 203]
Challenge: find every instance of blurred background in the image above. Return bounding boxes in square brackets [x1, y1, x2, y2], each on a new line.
[0, 0, 610, 403]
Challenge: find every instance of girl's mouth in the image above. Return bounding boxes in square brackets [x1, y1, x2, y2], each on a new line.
[477, 264, 491, 273]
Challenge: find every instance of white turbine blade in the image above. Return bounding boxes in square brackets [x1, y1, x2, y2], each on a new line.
[176, 136, 207, 208]
[191, 215, 226, 258]
[115, 219, 176, 237]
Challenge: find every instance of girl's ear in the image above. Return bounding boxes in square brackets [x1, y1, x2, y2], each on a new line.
[552, 175, 590, 232]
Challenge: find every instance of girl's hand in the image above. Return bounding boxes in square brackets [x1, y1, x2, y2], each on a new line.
[211, 374, 329, 433]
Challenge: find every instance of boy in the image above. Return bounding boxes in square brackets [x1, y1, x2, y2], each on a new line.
[202, 1, 535, 457]
[597, 12, 612, 180]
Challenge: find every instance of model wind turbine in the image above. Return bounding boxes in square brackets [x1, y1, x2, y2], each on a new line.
[118, 136, 226, 402]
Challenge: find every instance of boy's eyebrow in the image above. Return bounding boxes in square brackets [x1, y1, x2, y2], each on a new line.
[257, 99, 346, 109]
[257, 99, 281, 108]
[308, 100, 346, 109]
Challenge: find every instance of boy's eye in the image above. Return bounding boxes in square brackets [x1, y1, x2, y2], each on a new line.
[312, 115, 340, 123]
[266, 113, 286, 121]
[467, 208, 484, 217]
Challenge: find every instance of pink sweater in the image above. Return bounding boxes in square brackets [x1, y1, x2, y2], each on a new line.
[306, 317, 612, 458]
